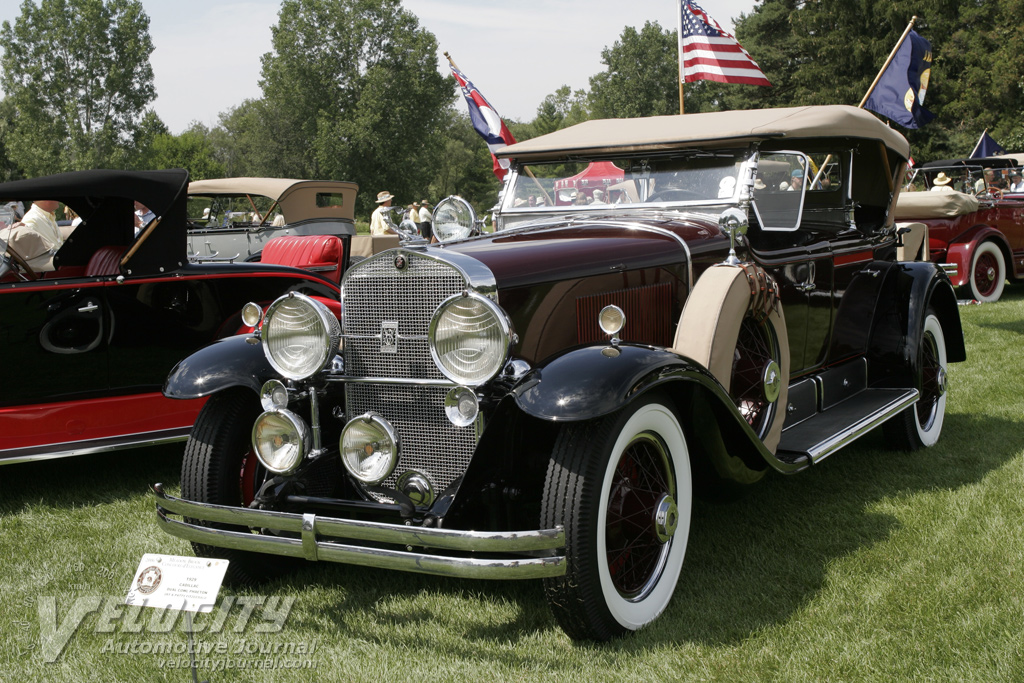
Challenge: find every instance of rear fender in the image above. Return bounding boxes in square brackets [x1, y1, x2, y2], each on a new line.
[163, 334, 275, 399]
[868, 261, 965, 388]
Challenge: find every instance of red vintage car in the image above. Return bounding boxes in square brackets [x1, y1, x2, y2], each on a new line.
[898, 156, 1024, 302]
[0, 169, 348, 464]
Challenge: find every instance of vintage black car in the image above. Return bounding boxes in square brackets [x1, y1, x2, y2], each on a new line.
[0, 169, 343, 464]
[154, 106, 965, 641]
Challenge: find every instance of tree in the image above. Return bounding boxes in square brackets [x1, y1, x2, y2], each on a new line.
[257, 0, 454, 215]
[138, 122, 226, 181]
[0, 0, 155, 175]
[589, 21, 679, 119]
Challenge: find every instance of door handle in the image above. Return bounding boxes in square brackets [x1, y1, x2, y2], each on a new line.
[795, 282, 816, 292]
[78, 302, 99, 313]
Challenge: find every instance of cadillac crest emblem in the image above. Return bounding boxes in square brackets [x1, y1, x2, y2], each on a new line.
[381, 321, 398, 353]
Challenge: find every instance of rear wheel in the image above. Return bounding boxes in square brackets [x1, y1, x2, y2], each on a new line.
[181, 388, 294, 584]
[967, 241, 1005, 302]
[541, 394, 692, 641]
[883, 311, 948, 450]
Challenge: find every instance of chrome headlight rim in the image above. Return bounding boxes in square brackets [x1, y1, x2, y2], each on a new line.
[431, 195, 477, 243]
[261, 292, 341, 381]
[251, 408, 310, 475]
[428, 291, 513, 386]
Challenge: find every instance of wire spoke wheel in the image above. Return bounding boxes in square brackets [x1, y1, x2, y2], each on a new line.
[606, 432, 675, 600]
[730, 316, 781, 438]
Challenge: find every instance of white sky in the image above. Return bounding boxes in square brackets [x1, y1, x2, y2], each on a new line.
[0, 0, 758, 134]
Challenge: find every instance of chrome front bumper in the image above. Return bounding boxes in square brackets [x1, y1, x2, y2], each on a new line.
[153, 484, 566, 580]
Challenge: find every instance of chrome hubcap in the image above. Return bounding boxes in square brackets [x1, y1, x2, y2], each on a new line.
[652, 494, 678, 543]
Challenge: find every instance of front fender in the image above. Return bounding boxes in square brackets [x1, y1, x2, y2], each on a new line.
[510, 343, 791, 480]
[163, 334, 276, 399]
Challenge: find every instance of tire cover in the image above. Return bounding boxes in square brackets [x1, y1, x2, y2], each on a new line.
[672, 264, 790, 453]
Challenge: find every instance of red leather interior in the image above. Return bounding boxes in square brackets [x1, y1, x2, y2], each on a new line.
[261, 235, 344, 283]
[85, 246, 127, 277]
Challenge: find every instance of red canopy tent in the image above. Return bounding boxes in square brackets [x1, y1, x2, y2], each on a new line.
[553, 161, 625, 192]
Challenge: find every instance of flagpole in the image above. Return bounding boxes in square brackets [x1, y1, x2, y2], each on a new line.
[970, 129, 987, 158]
[677, 1, 685, 114]
[857, 16, 918, 108]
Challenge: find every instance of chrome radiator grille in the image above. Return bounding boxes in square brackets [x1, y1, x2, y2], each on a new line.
[343, 253, 466, 379]
[341, 251, 477, 497]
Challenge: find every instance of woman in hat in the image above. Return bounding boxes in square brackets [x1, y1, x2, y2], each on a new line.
[370, 190, 396, 235]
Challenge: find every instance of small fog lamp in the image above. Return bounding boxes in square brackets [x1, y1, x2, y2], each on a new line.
[444, 386, 479, 427]
[252, 409, 310, 474]
[340, 412, 400, 484]
[260, 379, 289, 411]
[241, 301, 263, 329]
[598, 305, 626, 336]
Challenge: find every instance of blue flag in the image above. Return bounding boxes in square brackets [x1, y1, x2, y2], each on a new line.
[864, 30, 935, 129]
[970, 131, 1005, 159]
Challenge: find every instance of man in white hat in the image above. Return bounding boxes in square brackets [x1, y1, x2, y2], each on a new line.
[417, 199, 432, 241]
[930, 172, 954, 192]
[370, 190, 397, 235]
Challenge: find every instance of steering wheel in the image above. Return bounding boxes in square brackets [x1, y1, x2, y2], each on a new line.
[2, 242, 39, 281]
[647, 188, 705, 203]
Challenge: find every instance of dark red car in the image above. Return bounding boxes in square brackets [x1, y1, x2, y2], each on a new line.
[898, 156, 1024, 302]
[0, 169, 346, 464]
[155, 106, 964, 641]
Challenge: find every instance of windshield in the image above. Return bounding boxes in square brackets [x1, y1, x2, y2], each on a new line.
[502, 153, 747, 214]
[187, 194, 283, 227]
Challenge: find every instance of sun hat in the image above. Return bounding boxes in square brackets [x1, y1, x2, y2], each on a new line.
[375, 191, 395, 203]
[933, 172, 952, 186]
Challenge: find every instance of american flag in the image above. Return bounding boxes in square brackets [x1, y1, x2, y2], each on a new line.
[679, 0, 771, 86]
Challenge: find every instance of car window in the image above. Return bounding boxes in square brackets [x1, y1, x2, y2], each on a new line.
[751, 152, 808, 231]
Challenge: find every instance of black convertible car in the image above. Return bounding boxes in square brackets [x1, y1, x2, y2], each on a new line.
[0, 169, 345, 464]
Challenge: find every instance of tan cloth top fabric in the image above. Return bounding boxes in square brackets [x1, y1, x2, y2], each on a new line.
[188, 178, 358, 223]
[496, 105, 910, 162]
[894, 191, 980, 219]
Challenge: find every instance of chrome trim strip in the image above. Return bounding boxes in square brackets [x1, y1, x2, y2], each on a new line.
[154, 488, 566, 580]
[940, 263, 958, 277]
[324, 375, 456, 387]
[0, 428, 191, 465]
[807, 389, 919, 464]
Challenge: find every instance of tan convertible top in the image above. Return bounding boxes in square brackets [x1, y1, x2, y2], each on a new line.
[894, 190, 980, 219]
[188, 178, 358, 223]
[497, 105, 910, 162]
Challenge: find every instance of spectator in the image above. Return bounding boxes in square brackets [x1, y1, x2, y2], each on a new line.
[930, 173, 954, 192]
[1, 199, 63, 271]
[134, 201, 156, 235]
[418, 200, 432, 241]
[370, 191, 397, 235]
[1010, 172, 1024, 193]
[974, 169, 995, 195]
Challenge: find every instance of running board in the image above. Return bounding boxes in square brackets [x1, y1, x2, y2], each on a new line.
[777, 388, 919, 464]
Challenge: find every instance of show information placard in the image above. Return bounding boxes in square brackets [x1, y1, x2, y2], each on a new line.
[125, 554, 229, 613]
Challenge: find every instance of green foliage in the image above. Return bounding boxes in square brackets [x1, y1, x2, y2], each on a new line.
[244, 0, 454, 216]
[0, 0, 155, 175]
[588, 21, 679, 119]
[139, 122, 226, 181]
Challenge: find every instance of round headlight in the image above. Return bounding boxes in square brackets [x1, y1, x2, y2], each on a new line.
[340, 412, 400, 484]
[429, 292, 511, 385]
[432, 196, 477, 242]
[262, 293, 341, 380]
[241, 301, 263, 329]
[252, 409, 310, 474]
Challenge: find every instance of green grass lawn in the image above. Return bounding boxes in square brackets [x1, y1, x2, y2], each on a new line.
[3, 288, 1024, 682]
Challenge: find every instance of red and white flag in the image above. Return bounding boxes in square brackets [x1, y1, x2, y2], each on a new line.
[679, 0, 771, 86]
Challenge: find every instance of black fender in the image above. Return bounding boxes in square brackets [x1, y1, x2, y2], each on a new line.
[510, 343, 787, 482]
[163, 334, 276, 399]
[868, 261, 965, 389]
